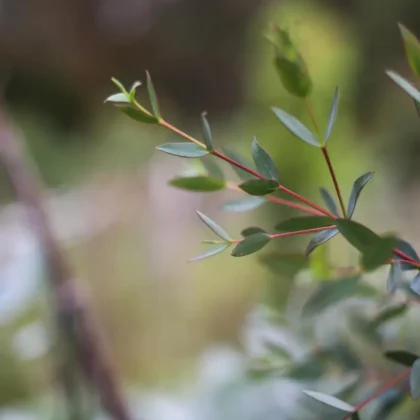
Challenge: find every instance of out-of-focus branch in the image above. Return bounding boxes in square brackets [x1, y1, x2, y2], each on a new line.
[0, 105, 132, 420]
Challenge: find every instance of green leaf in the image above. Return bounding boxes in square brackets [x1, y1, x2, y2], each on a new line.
[202, 158, 224, 180]
[222, 147, 257, 181]
[411, 272, 420, 295]
[324, 87, 339, 143]
[387, 71, 420, 103]
[128, 81, 141, 101]
[415, 99, 420, 118]
[399, 24, 420, 78]
[223, 196, 266, 212]
[370, 302, 408, 329]
[117, 105, 159, 124]
[272, 107, 319, 147]
[231, 233, 271, 257]
[105, 92, 130, 104]
[347, 172, 374, 218]
[303, 391, 355, 413]
[238, 179, 278, 196]
[201, 113, 213, 151]
[387, 263, 402, 294]
[305, 228, 339, 256]
[320, 187, 339, 216]
[266, 25, 312, 98]
[146, 71, 161, 119]
[394, 239, 419, 271]
[156, 142, 208, 158]
[111, 77, 128, 94]
[241, 227, 267, 237]
[251, 138, 280, 181]
[189, 243, 230, 262]
[334, 219, 379, 253]
[360, 235, 397, 272]
[410, 359, 420, 399]
[384, 350, 419, 367]
[303, 276, 361, 316]
[169, 176, 225, 192]
[259, 252, 308, 277]
[195, 210, 231, 241]
[275, 216, 334, 232]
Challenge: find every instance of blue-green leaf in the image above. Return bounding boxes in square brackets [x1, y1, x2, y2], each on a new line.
[241, 227, 267, 237]
[387, 71, 420, 103]
[411, 271, 420, 295]
[410, 359, 420, 399]
[388, 263, 402, 294]
[305, 228, 339, 256]
[303, 391, 355, 413]
[251, 137, 280, 181]
[320, 187, 339, 216]
[231, 233, 271, 257]
[303, 276, 361, 316]
[189, 243, 230, 262]
[201, 113, 213, 151]
[169, 176, 225, 192]
[117, 105, 159, 124]
[272, 107, 320, 147]
[238, 179, 278, 196]
[334, 219, 379, 253]
[146, 71, 161, 119]
[275, 216, 334, 232]
[195, 210, 231, 241]
[223, 196, 266, 212]
[156, 142, 208, 158]
[394, 239, 419, 271]
[347, 172, 374, 218]
[222, 147, 257, 181]
[324, 87, 339, 143]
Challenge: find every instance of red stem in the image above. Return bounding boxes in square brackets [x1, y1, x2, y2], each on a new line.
[266, 195, 324, 216]
[343, 368, 410, 419]
[321, 146, 347, 217]
[270, 226, 334, 239]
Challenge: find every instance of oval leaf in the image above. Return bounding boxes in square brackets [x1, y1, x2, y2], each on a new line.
[146, 71, 161, 119]
[387, 262, 402, 294]
[239, 179, 278, 196]
[223, 196, 266, 212]
[241, 227, 267, 237]
[118, 105, 159, 124]
[303, 276, 361, 317]
[361, 235, 397, 272]
[303, 391, 355, 413]
[195, 210, 231, 241]
[272, 107, 320, 147]
[156, 142, 208, 158]
[394, 239, 419, 271]
[384, 350, 419, 367]
[370, 302, 408, 329]
[251, 137, 280, 181]
[189, 243, 229, 262]
[387, 71, 420, 103]
[305, 228, 339, 256]
[324, 87, 339, 142]
[347, 172, 374, 218]
[231, 233, 271, 257]
[169, 176, 225, 192]
[222, 147, 257, 181]
[275, 216, 334, 232]
[201, 113, 213, 151]
[410, 359, 420, 399]
[320, 187, 339, 216]
[411, 271, 420, 295]
[334, 219, 379, 253]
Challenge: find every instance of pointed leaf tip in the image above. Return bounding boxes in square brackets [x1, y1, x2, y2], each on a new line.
[231, 233, 271, 257]
[201, 113, 213, 151]
[272, 107, 319, 147]
[251, 137, 280, 181]
[146, 71, 161, 119]
[303, 390, 355, 412]
[387, 71, 420, 103]
[156, 142, 208, 158]
[189, 243, 230, 262]
[195, 210, 231, 241]
[347, 172, 374, 218]
[324, 87, 339, 142]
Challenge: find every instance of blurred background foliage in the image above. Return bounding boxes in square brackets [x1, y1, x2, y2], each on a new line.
[1, 0, 420, 418]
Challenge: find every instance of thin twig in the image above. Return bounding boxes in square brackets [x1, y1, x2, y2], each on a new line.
[0, 107, 131, 420]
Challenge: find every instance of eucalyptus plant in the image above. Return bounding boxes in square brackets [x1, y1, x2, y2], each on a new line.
[105, 23, 420, 420]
